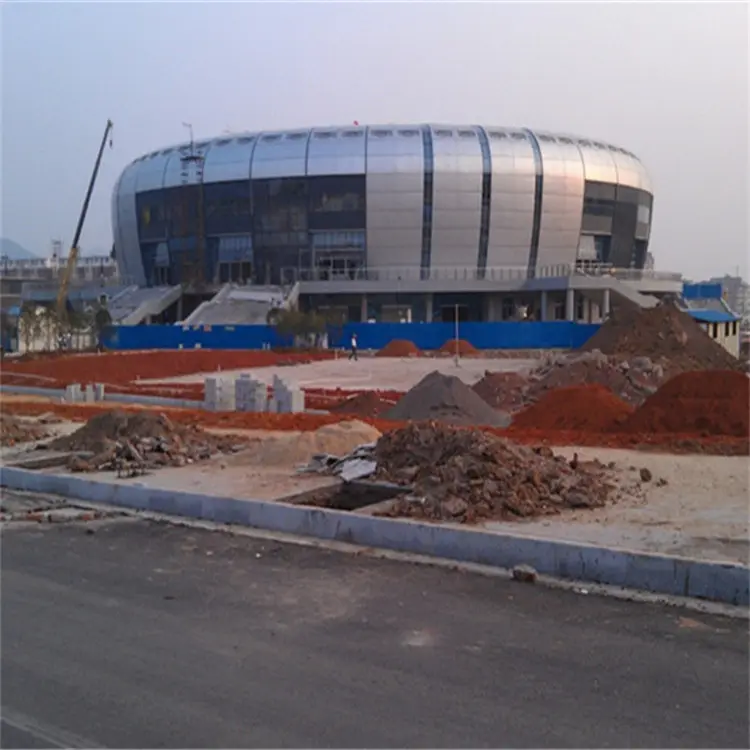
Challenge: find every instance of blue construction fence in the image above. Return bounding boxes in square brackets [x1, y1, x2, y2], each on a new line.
[99, 321, 600, 352]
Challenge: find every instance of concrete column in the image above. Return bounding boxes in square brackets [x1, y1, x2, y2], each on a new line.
[602, 288, 611, 319]
[540, 290, 548, 322]
[425, 293, 434, 323]
[565, 288, 575, 321]
[360, 294, 368, 323]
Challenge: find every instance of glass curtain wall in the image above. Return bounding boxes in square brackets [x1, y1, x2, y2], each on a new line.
[307, 175, 366, 279]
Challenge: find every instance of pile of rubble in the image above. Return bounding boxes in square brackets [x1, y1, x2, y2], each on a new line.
[526, 350, 665, 406]
[385, 371, 510, 427]
[373, 422, 616, 523]
[48, 410, 245, 476]
[580, 302, 743, 374]
[0, 414, 52, 447]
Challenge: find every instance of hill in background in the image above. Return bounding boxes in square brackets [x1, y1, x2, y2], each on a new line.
[1, 238, 38, 260]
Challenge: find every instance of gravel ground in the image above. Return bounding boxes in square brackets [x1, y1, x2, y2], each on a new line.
[139, 356, 536, 391]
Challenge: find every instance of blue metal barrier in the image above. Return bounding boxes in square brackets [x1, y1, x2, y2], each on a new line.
[100, 321, 599, 352]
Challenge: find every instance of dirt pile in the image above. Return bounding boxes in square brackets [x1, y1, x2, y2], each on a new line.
[472, 371, 529, 412]
[385, 371, 510, 427]
[227, 420, 382, 467]
[374, 422, 615, 523]
[438, 339, 478, 356]
[49, 410, 245, 474]
[375, 340, 422, 357]
[0, 414, 51, 447]
[331, 391, 393, 418]
[527, 351, 665, 406]
[620, 370, 749, 437]
[510, 384, 634, 432]
[580, 303, 742, 374]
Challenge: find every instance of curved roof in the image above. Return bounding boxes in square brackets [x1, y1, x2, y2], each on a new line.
[118, 124, 652, 194]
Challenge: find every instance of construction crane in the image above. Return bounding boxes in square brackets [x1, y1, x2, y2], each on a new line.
[55, 119, 114, 329]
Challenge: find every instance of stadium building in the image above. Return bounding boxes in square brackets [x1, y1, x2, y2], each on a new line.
[111, 124, 683, 326]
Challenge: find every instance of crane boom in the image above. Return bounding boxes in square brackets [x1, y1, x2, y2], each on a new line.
[56, 119, 114, 323]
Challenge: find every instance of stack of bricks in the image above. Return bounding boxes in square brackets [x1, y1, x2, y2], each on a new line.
[271, 375, 305, 414]
[235, 374, 268, 413]
[204, 376, 236, 412]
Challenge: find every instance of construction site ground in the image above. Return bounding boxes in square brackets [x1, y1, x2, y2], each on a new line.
[483, 446, 749, 565]
[140, 355, 535, 391]
[3, 414, 747, 566]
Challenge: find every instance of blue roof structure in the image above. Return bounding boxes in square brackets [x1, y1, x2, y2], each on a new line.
[686, 309, 739, 324]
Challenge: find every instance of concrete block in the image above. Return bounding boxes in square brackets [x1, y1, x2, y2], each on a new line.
[1, 466, 747, 607]
[94, 383, 106, 401]
[84, 384, 95, 403]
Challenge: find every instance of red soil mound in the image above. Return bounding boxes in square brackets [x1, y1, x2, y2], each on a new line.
[620, 370, 749, 437]
[510, 384, 633, 433]
[330, 391, 392, 418]
[438, 339, 478, 355]
[375, 339, 422, 357]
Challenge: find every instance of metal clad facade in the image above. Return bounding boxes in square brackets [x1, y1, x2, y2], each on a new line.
[429, 127, 483, 270]
[532, 131, 585, 272]
[112, 123, 654, 285]
[365, 126, 425, 269]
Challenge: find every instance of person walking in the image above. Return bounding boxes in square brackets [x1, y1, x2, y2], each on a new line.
[349, 332, 358, 361]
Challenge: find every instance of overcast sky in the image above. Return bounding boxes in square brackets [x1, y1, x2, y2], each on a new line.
[2, 2, 747, 280]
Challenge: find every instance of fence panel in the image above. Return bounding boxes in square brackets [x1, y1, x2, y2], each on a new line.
[100, 321, 599, 352]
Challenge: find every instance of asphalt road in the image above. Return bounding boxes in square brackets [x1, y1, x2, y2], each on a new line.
[2, 515, 748, 748]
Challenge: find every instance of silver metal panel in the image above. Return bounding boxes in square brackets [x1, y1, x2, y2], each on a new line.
[307, 127, 366, 176]
[365, 128, 424, 269]
[576, 141, 618, 184]
[202, 136, 258, 183]
[431, 119, 482, 261]
[113, 162, 142, 284]
[134, 151, 172, 192]
[485, 130, 536, 269]
[610, 147, 652, 192]
[251, 130, 308, 179]
[367, 190, 424, 212]
[534, 132, 585, 270]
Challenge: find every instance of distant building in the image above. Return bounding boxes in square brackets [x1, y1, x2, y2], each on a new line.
[706, 275, 750, 323]
[0, 255, 119, 314]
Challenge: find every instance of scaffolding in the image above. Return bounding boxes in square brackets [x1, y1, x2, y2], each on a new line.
[177, 124, 206, 288]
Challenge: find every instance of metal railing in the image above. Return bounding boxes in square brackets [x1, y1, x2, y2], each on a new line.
[285, 262, 683, 284]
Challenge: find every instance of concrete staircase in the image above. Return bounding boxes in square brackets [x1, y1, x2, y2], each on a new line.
[182, 282, 299, 326]
[108, 285, 183, 325]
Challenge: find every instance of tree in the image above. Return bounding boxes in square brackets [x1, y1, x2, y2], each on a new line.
[19, 304, 43, 353]
[267, 308, 327, 348]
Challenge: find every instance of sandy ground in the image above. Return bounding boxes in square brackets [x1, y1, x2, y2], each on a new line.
[485, 446, 750, 564]
[140, 356, 536, 391]
[61, 456, 340, 502]
[2, 417, 747, 565]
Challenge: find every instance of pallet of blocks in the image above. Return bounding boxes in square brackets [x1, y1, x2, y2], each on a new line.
[204, 376, 236, 412]
[235, 374, 268, 413]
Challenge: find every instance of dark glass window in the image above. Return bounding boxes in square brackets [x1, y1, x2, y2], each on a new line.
[476, 127, 492, 278]
[204, 180, 252, 236]
[136, 190, 168, 241]
[307, 175, 366, 232]
[251, 178, 309, 284]
[525, 130, 544, 277]
[420, 126, 434, 279]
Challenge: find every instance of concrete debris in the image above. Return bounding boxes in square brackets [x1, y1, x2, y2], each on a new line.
[46, 410, 245, 475]
[372, 422, 616, 524]
[0, 414, 52, 447]
[511, 564, 538, 583]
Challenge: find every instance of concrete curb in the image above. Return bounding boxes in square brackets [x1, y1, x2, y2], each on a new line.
[0, 384, 201, 410]
[2, 466, 747, 606]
